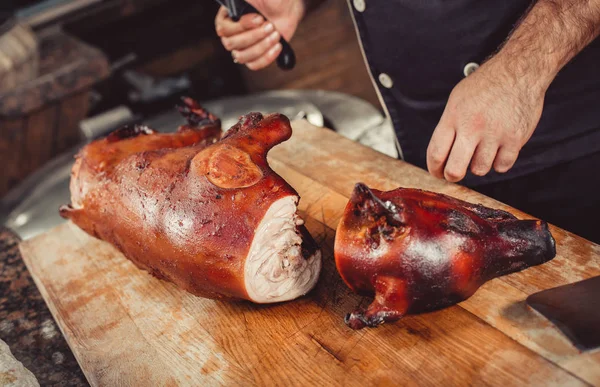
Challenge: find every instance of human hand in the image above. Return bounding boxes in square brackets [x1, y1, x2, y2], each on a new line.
[214, 0, 305, 70]
[426, 58, 547, 182]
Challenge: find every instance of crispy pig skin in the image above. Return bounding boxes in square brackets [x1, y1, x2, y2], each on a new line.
[60, 98, 319, 301]
[335, 183, 556, 330]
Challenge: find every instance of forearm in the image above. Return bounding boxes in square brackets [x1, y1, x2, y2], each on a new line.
[488, 0, 600, 93]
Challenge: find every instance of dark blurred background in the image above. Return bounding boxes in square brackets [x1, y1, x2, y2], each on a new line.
[0, 0, 379, 197]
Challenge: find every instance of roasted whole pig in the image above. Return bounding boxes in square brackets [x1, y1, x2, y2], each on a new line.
[60, 98, 322, 303]
[335, 183, 556, 330]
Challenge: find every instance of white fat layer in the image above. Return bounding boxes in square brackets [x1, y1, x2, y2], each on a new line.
[70, 158, 84, 209]
[245, 196, 322, 303]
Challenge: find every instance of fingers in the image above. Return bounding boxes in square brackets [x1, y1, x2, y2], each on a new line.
[215, 7, 264, 38]
[493, 146, 519, 173]
[246, 43, 282, 70]
[470, 141, 498, 176]
[222, 22, 276, 51]
[429, 132, 520, 180]
[444, 134, 478, 182]
[431, 135, 519, 181]
[427, 122, 456, 179]
[231, 30, 280, 64]
[214, 6, 279, 70]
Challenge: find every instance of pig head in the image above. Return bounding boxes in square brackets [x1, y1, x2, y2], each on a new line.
[334, 183, 556, 330]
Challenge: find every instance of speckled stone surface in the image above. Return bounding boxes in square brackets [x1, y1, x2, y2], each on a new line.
[0, 227, 87, 386]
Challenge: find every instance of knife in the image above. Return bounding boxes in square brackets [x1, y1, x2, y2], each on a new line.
[526, 276, 600, 351]
[215, 0, 296, 70]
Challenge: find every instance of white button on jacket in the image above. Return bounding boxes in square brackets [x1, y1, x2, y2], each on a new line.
[353, 0, 366, 12]
[378, 73, 394, 89]
[463, 62, 480, 77]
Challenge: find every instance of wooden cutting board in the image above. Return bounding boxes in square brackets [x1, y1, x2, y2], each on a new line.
[19, 120, 600, 386]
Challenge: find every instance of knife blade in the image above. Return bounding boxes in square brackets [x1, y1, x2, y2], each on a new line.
[215, 0, 296, 70]
[526, 275, 600, 351]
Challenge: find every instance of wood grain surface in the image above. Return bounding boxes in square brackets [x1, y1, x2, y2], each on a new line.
[20, 121, 600, 386]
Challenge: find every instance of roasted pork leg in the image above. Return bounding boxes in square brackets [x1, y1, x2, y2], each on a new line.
[60, 98, 322, 303]
[335, 183, 556, 330]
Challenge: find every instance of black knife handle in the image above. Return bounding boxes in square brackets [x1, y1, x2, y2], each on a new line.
[226, 0, 296, 70]
[276, 37, 296, 70]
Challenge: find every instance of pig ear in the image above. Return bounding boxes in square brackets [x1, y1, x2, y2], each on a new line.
[351, 183, 406, 226]
[350, 183, 386, 210]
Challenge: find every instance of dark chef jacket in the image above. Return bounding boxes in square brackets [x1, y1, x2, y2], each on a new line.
[347, 0, 600, 186]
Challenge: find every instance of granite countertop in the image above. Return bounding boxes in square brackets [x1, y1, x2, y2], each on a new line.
[0, 227, 87, 386]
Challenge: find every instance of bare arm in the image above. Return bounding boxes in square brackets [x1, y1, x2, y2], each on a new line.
[427, 0, 600, 182]
[496, 0, 600, 94]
